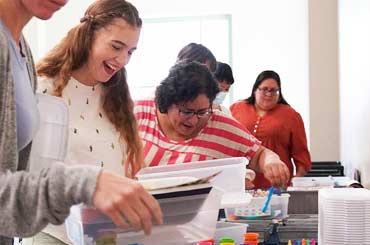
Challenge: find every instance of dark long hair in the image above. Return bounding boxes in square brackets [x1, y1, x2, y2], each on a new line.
[176, 43, 217, 72]
[245, 70, 289, 105]
[37, 0, 143, 177]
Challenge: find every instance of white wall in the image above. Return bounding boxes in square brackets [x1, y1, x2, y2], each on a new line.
[23, 1, 92, 61]
[338, 0, 370, 186]
[308, 0, 340, 161]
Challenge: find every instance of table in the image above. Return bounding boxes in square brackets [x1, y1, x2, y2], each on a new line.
[228, 214, 318, 244]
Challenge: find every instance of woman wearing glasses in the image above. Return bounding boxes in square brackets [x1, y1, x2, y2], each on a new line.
[135, 62, 290, 188]
[230, 70, 311, 188]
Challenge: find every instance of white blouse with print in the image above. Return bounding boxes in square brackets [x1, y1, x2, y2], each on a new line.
[38, 76, 125, 174]
[37, 76, 125, 244]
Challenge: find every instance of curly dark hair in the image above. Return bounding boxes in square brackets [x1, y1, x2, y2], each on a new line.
[155, 61, 220, 113]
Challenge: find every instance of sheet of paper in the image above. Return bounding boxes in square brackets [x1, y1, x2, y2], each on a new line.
[138, 170, 221, 191]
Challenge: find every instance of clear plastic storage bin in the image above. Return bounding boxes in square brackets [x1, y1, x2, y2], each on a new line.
[291, 177, 335, 188]
[66, 186, 223, 245]
[225, 193, 290, 221]
[29, 94, 69, 172]
[214, 222, 248, 245]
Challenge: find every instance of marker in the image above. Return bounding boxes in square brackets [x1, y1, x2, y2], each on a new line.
[262, 187, 274, 213]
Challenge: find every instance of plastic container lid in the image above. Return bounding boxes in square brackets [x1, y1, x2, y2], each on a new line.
[197, 239, 215, 245]
[291, 177, 334, 187]
[319, 188, 370, 200]
[219, 237, 234, 242]
[29, 94, 69, 172]
[197, 241, 214, 245]
[200, 239, 215, 243]
[244, 232, 259, 240]
[220, 192, 252, 208]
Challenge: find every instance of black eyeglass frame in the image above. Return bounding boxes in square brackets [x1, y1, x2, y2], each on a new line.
[176, 104, 213, 119]
[257, 87, 280, 96]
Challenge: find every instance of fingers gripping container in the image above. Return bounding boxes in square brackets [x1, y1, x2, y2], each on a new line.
[225, 194, 290, 220]
[66, 186, 223, 245]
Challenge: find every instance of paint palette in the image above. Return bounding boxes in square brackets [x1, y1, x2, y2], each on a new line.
[225, 194, 290, 220]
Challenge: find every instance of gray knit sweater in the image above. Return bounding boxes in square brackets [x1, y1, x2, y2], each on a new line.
[0, 23, 100, 244]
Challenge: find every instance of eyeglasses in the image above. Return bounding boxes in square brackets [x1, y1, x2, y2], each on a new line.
[177, 105, 213, 119]
[257, 87, 280, 96]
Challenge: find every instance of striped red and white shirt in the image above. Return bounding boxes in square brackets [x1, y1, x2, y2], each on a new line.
[135, 99, 261, 167]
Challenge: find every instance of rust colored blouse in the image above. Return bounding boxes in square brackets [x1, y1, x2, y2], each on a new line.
[230, 101, 311, 188]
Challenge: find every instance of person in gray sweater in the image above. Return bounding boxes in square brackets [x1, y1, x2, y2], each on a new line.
[0, 1, 163, 244]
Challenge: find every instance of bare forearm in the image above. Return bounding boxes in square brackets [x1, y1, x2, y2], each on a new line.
[249, 146, 281, 173]
[258, 147, 281, 170]
[249, 146, 290, 187]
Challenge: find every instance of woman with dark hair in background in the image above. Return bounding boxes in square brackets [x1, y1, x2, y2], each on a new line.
[176, 42, 217, 72]
[230, 70, 311, 188]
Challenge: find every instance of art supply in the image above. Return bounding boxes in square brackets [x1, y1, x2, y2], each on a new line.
[273, 187, 282, 195]
[286, 238, 316, 245]
[219, 237, 235, 245]
[197, 241, 214, 245]
[244, 232, 259, 245]
[262, 187, 274, 213]
[263, 221, 280, 244]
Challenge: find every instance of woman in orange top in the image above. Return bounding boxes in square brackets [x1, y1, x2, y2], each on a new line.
[230, 70, 311, 188]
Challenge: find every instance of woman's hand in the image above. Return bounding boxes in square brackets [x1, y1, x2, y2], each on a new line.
[262, 159, 290, 187]
[249, 146, 290, 187]
[92, 171, 163, 235]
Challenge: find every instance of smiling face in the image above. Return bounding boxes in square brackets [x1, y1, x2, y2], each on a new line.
[74, 17, 140, 85]
[21, 0, 68, 20]
[254, 78, 280, 111]
[165, 94, 212, 140]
